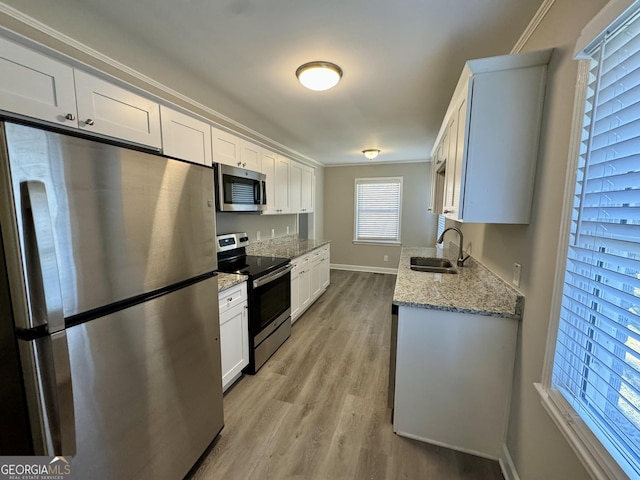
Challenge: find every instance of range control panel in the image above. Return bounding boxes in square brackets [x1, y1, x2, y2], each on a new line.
[216, 232, 249, 252]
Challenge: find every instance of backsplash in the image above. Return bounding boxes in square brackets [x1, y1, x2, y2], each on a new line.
[215, 213, 298, 243]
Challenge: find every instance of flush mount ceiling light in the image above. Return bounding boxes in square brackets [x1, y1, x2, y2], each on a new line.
[362, 149, 381, 160]
[296, 61, 343, 91]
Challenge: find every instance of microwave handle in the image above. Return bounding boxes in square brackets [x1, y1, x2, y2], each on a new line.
[254, 181, 261, 205]
[262, 180, 267, 205]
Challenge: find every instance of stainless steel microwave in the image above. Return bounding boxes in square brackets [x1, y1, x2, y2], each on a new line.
[214, 163, 267, 212]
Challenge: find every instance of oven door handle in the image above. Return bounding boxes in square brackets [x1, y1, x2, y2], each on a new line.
[253, 264, 293, 289]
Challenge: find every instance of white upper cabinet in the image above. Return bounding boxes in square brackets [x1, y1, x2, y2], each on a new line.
[261, 149, 277, 213]
[212, 126, 242, 167]
[301, 164, 314, 213]
[0, 36, 78, 127]
[212, 127, 261, 171]
[290, 160, 315, 214]
[290, 161, 303, 213]
[74, 70, 161, 148]
[0, 36, 161, 148]
[275, 156, 291, 214]
[262, 151, 290, 214]
[240, 140, 261, 171]
[431, 49, 552, 224]
[160, 105, 212, 165]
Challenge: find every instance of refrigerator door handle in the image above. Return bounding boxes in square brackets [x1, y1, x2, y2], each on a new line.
[50, 331, 76, 456]
[22, 180, 65, 333]
[19, 332, 76, 456]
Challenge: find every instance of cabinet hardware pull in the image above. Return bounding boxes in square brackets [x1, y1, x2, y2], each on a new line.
[85, 119, 95, 126]
[65, 113, 76, 121]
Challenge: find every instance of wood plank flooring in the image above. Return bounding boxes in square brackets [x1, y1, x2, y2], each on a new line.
[193, 270, 504, 480]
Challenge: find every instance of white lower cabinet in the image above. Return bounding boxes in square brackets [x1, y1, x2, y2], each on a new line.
[320, 245, 330, 289]
[309, 250, 322, 300]
[291, 245, 330, 323]
[218, 282, 249, 392]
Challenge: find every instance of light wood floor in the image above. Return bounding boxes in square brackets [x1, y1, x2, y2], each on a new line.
[193, 270, 504, 480]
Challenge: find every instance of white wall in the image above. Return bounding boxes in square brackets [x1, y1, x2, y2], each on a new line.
[447, 0, 608, 478]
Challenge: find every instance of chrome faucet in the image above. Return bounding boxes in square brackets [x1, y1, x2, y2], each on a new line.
[437, 227, 470, 267]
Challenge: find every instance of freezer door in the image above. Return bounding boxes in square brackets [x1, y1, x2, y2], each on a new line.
[67, 276, 223, 480]
[2, 121, 216, 323]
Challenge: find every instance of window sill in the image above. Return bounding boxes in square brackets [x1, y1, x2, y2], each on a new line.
[533, 383, 628, 480]
[353, 240, 402, 246]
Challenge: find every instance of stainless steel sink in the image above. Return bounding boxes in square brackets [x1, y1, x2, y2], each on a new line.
[409, 256, 458, 274]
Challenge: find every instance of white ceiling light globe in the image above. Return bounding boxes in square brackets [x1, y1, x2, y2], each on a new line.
[296, 62, 343, 91]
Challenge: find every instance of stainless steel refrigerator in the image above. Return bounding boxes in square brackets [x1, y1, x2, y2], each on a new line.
[0, 120, 224, 479]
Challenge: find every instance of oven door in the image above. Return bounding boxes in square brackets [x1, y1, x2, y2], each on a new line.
[215, 164, 266, 212]
[251, 264, 292, 334]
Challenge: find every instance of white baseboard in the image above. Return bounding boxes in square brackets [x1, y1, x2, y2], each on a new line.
[330, 263, 398, 275]
[499, 443, 521, 480]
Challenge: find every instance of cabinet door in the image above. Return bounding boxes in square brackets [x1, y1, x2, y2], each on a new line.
[289, 160, 303, 213]
[275, 156, 291, 214]
[74, 70, 161, 148]
[0, 36, 78, 127]
[449, 97, 467, 220]
[241, 140, 261, 171]
[299, 268, 311, 311]
[310, 256, 322, 300]
[212, 126, 242, 167]
[261, 149, 278, 214]
[301, 165, 314, 213]
[320, 246, 330, 289]
[160, 105, 212, 165]
[442, 116, 457, 217]
[291, 267, 301, 322]
[219, 301, 249, 392]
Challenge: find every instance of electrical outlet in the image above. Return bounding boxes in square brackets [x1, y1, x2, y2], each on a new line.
[286, 226, 290, 234]
[256, 231, 261, 241]
[384, 255, 389, 262]
[271, 228, 275, 238]
[512, 263, 522, 288]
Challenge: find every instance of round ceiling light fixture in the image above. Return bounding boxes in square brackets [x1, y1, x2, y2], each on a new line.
[296, 61, 343, 91]
[362, 149, 381, 160]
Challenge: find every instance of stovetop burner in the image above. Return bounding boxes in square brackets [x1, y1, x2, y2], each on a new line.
[217, 253, 290, 279]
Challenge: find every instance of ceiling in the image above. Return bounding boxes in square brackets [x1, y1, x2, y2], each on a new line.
[2, 0, 544, 165]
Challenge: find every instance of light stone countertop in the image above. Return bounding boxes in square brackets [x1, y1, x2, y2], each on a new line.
[217, 272, 248, 292]
[393, 246, 524, 319]
[246, 234, 330, 260]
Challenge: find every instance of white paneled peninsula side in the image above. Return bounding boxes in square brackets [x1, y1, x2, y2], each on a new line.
[391, 246, 523, 460]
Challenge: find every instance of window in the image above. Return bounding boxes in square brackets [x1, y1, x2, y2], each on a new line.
[354, 177, 403, 244]
[542, 3, 640, 479]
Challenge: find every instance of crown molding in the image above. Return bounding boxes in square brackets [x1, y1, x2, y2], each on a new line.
[511, 0, 556, 54]
[0, 2, 323, 167]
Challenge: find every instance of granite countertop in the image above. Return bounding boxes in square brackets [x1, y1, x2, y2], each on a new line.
[217, 272, 248, 292]
[246, 234, 330, 260]
[393, 246, 524, 319]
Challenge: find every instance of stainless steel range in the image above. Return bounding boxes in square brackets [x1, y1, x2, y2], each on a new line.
[216, 233, 292, 373]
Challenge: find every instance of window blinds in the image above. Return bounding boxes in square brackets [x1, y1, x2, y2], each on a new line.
[354, 178, 402, 242]
[552, 10, 640, 478]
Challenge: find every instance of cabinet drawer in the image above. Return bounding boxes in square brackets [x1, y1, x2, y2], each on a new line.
[292, 253, 310, 273]
[218, 282, 247, 315]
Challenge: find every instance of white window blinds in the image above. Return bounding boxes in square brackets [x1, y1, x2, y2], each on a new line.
[354, 177, 403, 243]
[551, 10, 640, 478]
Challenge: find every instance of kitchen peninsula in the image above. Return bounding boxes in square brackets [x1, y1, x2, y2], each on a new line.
[391, 245, 523, 460]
